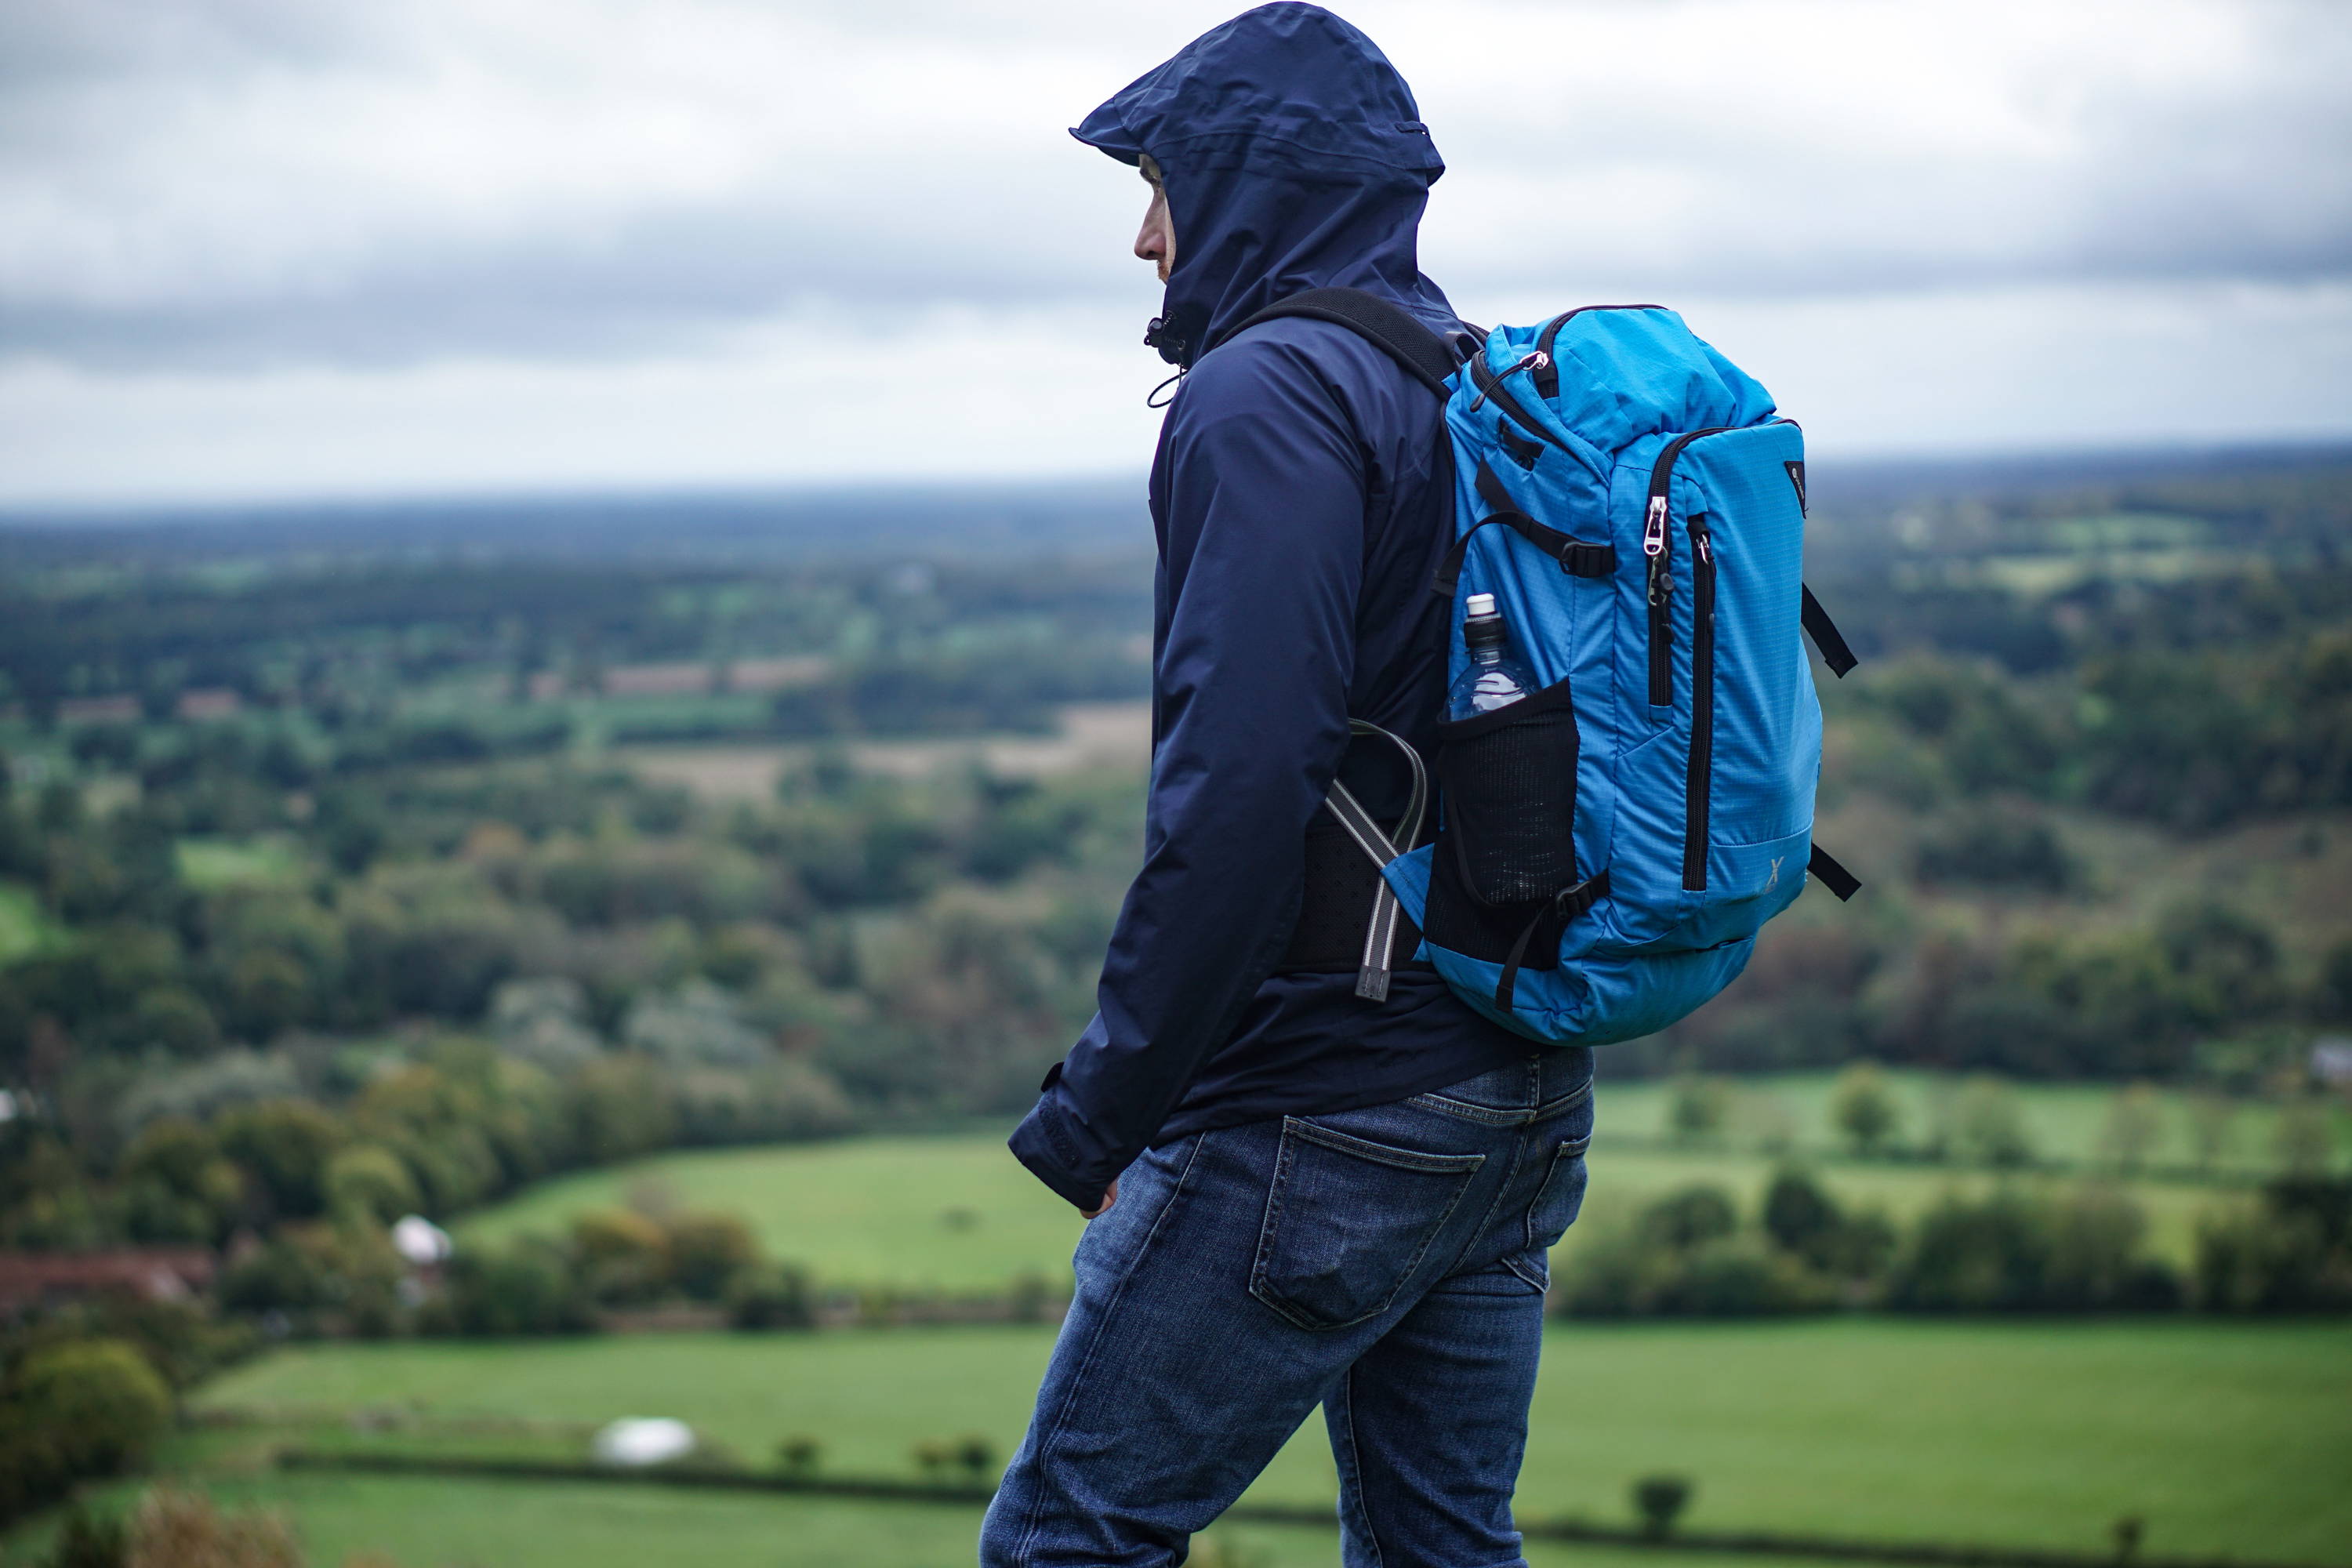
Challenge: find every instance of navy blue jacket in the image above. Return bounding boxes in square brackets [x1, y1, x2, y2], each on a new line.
[1009, 3, 1530, 1211]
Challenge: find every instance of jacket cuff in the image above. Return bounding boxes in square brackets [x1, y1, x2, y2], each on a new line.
[1009, 1095, 1111, 1214]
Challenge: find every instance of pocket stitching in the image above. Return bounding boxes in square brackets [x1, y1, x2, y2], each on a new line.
[1283, 1117, 1488, 1174]
[1520, 1137, 1592, 1257]
[1250, 1120, 1488, 1332]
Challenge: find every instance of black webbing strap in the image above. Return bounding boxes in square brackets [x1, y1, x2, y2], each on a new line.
[1801, 585, 1858, 677]
[1494, 869, 1611, 1014]
[1432, 463, 1617, 597]
[1214, 286, 1461, 398]
[1807, 845, 1860, 902]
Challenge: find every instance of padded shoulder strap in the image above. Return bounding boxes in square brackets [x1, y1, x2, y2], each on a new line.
[1214, 286, 1461, 399]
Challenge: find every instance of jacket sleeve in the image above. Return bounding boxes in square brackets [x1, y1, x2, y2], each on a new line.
[1008, 335, 1366, 1210]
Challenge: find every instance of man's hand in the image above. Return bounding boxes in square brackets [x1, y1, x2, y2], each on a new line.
[1082, 1179, 1120, 1220]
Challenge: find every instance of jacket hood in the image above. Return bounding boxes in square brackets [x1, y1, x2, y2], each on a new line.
[1073, 3, 1456, 368]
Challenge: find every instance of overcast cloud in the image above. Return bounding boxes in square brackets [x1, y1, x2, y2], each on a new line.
[2, 0, 2347, 504]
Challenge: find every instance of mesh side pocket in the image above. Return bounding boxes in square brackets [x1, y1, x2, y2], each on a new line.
[1423, 677, 1581, 966]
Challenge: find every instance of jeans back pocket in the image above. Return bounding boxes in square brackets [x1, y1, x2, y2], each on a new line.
[1250, 1119, 1486, 1331]
[1524, 1134, 1592, 1254]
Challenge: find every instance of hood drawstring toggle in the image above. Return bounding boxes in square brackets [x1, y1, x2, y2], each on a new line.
[1143, 315, 1190, 365]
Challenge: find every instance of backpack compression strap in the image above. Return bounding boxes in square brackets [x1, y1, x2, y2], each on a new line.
[1801, 586, 1858, 677]
[1432, 462, 1618, 597]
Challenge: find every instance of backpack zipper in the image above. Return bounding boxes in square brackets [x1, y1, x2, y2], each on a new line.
[1682, 514, 1717, 891]
[1644, 495, 1672, 704]
[1533, 304, 1666, 400]
[1465, 352, 1561, 452]
[1642, 426, 1730, 706]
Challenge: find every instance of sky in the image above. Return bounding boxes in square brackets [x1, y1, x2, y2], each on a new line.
[2, 0, 2348, 506]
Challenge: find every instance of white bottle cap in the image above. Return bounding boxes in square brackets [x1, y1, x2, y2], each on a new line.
[1465, 592, 1497, 617]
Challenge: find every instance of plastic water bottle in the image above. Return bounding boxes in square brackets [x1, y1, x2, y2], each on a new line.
[1448, 593, 1534, 719]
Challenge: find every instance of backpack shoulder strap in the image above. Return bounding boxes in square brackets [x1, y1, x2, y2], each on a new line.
[1214, 286, 1463, 399]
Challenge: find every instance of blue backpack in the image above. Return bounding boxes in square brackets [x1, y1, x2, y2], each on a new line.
[1229, 288, 1860, 1047]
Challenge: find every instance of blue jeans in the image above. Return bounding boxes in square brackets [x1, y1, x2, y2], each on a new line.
[981, 1051, 1594, 1567]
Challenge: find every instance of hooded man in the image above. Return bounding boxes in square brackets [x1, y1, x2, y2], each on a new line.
[987, 8, 1593, 1565]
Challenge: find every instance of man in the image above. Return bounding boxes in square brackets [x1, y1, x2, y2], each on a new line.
[985, 7, 1593, 1566]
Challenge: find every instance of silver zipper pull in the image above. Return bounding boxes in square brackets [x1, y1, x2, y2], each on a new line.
[1643, 495, 1668, 556]
[1697, 534, 1712, 564]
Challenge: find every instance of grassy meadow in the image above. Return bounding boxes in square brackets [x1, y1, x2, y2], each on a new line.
[453, 1073, 2339, 1293]
[163, 1319, 2352, 1566]
[0, 1470, 1906, 1568]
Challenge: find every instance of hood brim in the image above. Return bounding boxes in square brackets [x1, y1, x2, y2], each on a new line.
[1070, 111, 1143, 167]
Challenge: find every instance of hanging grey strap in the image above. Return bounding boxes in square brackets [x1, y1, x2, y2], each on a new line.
[1323, 720, 1428, 1002]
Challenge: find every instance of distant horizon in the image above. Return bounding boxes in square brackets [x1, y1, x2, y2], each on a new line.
[6, 431, 2350, 532]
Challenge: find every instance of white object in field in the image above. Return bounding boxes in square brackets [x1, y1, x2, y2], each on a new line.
[390, 1214, 452, 1266]
[594, 1417, 697, 1467]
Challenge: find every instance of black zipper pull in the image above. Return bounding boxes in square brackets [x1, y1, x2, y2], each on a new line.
[1470, 349, 1551, 412]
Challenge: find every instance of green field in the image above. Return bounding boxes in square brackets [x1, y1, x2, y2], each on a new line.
[170, 1319, 2352, 1565]
[1592, 1070, 2349, 1175]
[455, 1134, 1091, 1292]
[0, 1470, 1895, 1568]
[0, 880, 62, 964]
[174, 834, 307, 889]
[453, 1076, 2297, 1294]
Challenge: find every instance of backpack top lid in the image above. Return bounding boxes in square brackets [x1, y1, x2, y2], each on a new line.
[1478, 307, 1779, 460]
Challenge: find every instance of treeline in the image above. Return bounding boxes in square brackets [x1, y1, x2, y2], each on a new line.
[0, 746, 1130, 1251]
[0, 1036, 839, 1252]
[0, 1294, 251, 1525]
[1837, 612, 2352, 831]
[0, 550, 1149, 728]
[1556, 1167, 2352, 1319]
[1671, 884, 2348, 1082]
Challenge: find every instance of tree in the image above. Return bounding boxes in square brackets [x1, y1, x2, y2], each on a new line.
[664, 1212, 759, 1301]
[728, 1262, 815, 1330]
[954, 1432, 999, 1485]
[1889, 1193, 2053, 1311]
[1632, 1475, 1693, 1538]
[116, 1118, 241, 1245]
[1955, 1076, 2035, 1167]
[1830, 1062, 1900, 1156]
[445, 1240, 594, 1336]
[1761, 1167, 1840, 1264]
[322, 1144, 422, 1226]
[2317, 938, 2352, 1023]
[224, 949, 310, 1040]
[1667, 1075, 1728, 1145]
[568, 1207, 670, 1304]
[6, 1338, 172, 1488]
[216, 1099, 345, 1221]
[126, 987, 219, 1058]
[1640, 1185, 1738, 1250]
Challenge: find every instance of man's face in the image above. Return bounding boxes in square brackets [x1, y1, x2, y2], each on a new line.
[1134, 154, 1174, 284]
